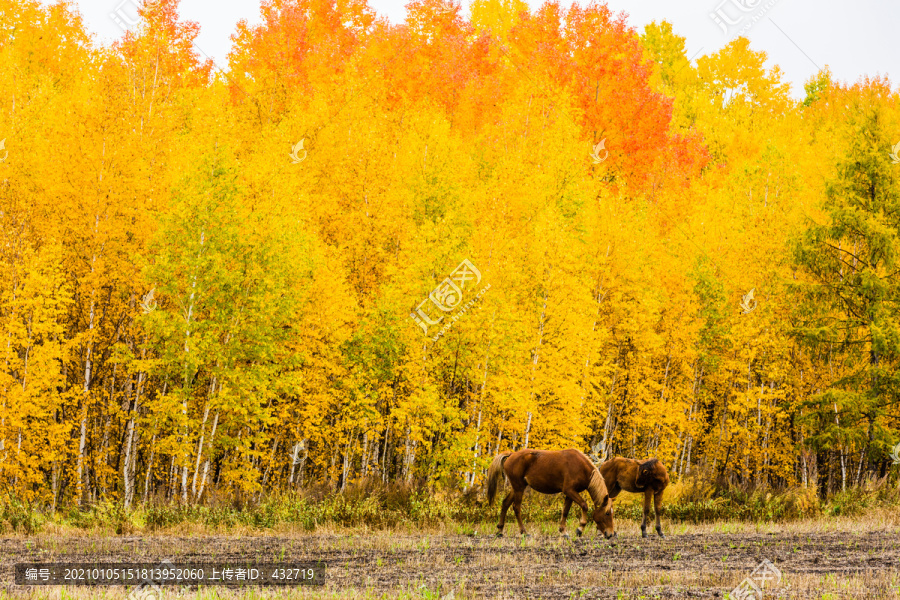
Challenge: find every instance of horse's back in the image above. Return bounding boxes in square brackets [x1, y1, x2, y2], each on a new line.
[598, 456, 631, 481]
[506, 447, 588, 465]
[505, 448, 593, 493]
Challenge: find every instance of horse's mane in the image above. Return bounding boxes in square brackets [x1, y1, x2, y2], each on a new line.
[586, 468, 608, 507]
[641, 458, 659, 468]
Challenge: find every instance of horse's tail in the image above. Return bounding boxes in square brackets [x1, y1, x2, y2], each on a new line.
[486, 452, 512, 505]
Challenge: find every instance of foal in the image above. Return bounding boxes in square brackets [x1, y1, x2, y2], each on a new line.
[598, 457, 669, 538]
[486, 448, 615, 539]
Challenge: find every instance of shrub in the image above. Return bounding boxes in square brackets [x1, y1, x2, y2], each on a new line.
[0, 498, 42, 534]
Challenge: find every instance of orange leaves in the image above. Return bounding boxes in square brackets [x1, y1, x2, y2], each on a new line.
[114, 0, 212, 89]
[486, 2, 702, 196]
[229, 0, 377, 114]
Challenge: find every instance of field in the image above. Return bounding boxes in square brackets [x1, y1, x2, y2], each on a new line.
[2, 512, 900, 600]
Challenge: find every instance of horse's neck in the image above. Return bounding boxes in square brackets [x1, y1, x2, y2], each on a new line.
[587, 469, 605, 504]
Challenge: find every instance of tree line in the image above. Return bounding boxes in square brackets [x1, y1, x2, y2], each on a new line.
[0, 0, 898, 509]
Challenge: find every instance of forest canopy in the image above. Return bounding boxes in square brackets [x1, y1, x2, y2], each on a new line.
[0, 0, 898, 509]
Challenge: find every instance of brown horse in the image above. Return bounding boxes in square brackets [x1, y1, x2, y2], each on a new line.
[486, 448, 615, 539]
[598, 457, 669, 538]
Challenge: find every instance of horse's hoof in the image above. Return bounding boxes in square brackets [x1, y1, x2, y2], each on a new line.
[562, 532, 570, 539]
[641, 531, 648, 539]
[496, 532, 503, 538]
[575, 528, 583, 538]
[658, 532, 665, 538]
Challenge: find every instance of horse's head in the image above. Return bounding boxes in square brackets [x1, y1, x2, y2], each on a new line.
[639, 465, 651, 482]
[636, 459, 657, 488]
[592, 495, 616, 540]
[586, 468, 616, 540]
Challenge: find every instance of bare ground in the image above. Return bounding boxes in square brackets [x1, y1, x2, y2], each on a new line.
[1, 521, 899, 598]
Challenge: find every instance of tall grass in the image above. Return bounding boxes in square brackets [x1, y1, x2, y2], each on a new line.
[0, 478, 563, 535]
[2, 473, 898, 535]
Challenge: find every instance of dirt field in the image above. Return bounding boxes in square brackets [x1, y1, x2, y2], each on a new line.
[2, 520, 900, 599]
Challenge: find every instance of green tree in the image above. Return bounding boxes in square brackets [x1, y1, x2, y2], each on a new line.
[792, 80, 900, 494]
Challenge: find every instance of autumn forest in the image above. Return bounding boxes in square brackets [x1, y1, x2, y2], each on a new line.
[1, 0, 899, 512]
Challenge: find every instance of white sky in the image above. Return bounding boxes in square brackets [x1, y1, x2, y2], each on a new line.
[78, 0, 897, 100]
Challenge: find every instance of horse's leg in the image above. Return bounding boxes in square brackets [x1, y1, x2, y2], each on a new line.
[563, 489, 590, 537]
[497, 491, 514, 536]
[641, 489, 652, 538]
[577, 503, 589, 536]
[654, 490, 665, 537]
[512, 489, 526, 535]
[559, 496, 573, 537]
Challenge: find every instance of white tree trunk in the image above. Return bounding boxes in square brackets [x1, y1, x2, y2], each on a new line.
[197, 411, 219, 501]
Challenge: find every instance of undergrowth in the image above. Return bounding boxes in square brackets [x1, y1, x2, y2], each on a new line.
[1, 474, 898, 535]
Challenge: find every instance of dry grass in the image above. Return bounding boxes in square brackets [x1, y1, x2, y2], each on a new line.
[5, 503, 898, 542]
[5, 475, 899, 538]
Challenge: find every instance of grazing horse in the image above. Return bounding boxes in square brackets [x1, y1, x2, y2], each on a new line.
[486, 448, 616, 539]
[598, 457, 669, 538]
